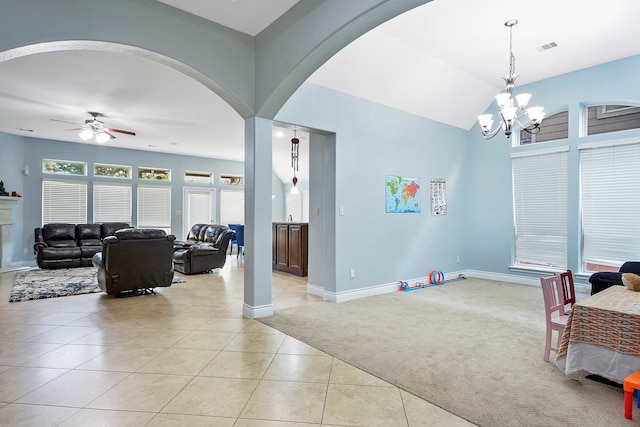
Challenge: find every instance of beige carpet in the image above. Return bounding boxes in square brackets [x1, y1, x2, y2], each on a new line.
[260, 278, 629, 427]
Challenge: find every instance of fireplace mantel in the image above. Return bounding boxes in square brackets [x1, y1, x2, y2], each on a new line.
[0, 196, 22, 271]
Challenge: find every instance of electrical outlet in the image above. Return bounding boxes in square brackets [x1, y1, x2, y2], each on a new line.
[456, 255, 460, 263]
[339, 206, 345, 216]
[23, 247, 28, 254]
[350, 268, 355, 279]
[312, 207, 319, 216]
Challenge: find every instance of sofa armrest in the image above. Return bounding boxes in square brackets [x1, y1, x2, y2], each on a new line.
[33, 241, 48, 254]
[92, 252, 104, 269]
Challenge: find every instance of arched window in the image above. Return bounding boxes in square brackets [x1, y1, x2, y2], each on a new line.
[519, 111, 568, 145]
[586, 104, 640, 135]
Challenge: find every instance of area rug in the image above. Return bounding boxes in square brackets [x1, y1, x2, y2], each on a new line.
[259, 278, 628, 427]
[10, 268, 185, 302]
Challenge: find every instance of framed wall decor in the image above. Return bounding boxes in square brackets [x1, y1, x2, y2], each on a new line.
[385, 175, 421, 213]
[430, 178, 447, 215]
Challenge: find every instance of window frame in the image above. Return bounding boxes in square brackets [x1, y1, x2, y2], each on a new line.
[42, 159, 87, 176]
[42, 179, 88, 224]
[94, 163, 132, 179]
[579, 139, 640, 273]
[137, 185, 172, 233]
[511, 147, 569, 271]
[93, 182, 132, 224]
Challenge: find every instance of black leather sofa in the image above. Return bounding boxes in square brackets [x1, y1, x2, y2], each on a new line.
[588, 262, 640, 295]
[172, 224, 234, 274]
[92, 228, 176, 296]
[34, 222, 130, 269]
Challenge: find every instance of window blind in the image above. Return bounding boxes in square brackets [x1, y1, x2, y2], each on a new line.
[512, 150, 568, 269]
[188, 190, 213, 226]
[137, 185, 171, 231]
[581, 142, 640, 267]
[220, 190, 244, 225]
[93, 183, 132, 224]
[42, 180, 87, 224]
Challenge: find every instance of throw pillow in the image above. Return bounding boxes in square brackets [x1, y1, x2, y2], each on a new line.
[622, 273, 640, 291]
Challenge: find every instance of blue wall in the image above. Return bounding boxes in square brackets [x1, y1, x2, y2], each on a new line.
[276, 83, 469, 293]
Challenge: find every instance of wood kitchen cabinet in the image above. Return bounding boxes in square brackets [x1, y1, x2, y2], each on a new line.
[272, 222, 308, 277]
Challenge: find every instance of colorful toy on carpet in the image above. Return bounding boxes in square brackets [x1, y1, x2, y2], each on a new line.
[398, 270, 466, 292]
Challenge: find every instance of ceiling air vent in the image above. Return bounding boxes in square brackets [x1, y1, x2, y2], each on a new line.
[538, 42, 558, 51]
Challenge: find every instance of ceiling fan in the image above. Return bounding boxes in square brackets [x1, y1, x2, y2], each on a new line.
[51, 111, 136, 142]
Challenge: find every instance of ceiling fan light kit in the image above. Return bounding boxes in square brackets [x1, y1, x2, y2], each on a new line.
[53, 111, 136, 144]
[477, 19, 545, 139]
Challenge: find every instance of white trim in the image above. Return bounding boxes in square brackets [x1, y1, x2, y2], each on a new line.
[299, 269, 592, 305]
[511, 146, 569, 158]
[242, 303, 273, 319]
[307, 283, 323, 297]
[322, 271, 466, 303]
[578, 137, 640, 150]
[323, 280, 398, 302]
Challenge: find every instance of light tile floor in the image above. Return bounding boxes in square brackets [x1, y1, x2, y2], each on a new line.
[0, 257, 474, 426]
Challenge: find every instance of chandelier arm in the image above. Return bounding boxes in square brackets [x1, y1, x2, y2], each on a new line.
[513, 113, 542, 135]
[481, 125, 504, 140]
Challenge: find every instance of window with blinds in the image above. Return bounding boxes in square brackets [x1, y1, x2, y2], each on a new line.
[512, 149, 568, 269]
[42, 180, 87, 224]
[137, 185, 171, 232]
[580, 141, 640, 271]
[93, 183, 132, 224]
[220, 189, 244, 225]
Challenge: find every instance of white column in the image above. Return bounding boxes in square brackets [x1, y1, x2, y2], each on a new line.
[242, 117, 274, 318]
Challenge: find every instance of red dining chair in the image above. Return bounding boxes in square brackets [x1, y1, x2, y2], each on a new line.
[558, 270, 576, 315]
[540, 274, 570, 362]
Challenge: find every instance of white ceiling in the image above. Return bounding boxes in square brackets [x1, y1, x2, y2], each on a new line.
[1, 0, 640, 183]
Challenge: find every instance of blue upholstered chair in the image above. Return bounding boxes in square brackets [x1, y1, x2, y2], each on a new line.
[234, 224, 244, 258]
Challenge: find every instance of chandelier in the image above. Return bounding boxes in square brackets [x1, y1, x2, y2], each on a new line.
[290, 129, 300, 194]
[477, 19, 545, 139]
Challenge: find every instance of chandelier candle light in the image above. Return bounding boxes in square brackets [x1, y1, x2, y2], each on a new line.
[477, 19, 545, 139]
[290, 129, 300, 194]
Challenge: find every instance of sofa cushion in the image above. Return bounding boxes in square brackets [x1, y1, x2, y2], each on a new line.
[101, 222, 131, 238]
[115, 228, 167, 240]
[198, 226, 209, 241]
[42, 223, 76, 241]
[39, 246, 81, 260]
[76, 224, 101, 240]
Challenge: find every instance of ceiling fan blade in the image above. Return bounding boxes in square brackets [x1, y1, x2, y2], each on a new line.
[50, 118, 81, 125]
[63, 128, 85, 131]
[104, 131, 116, 139]
[107, 128, 136, 136]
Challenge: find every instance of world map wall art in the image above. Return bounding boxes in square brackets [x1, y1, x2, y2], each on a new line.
[385, 175, 421, 213]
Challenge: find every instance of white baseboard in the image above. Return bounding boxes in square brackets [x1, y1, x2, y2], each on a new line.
[242, 303, 273, 319]
[462, 269, 591, 294]
[307, 283, 323, 297]
[0, 265, 30, 274]
[305, 268, 590, 304]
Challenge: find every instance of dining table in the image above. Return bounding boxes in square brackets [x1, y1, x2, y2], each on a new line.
[555, 285, 640, 383]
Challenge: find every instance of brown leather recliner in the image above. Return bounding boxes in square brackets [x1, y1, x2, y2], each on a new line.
[172, 224, 234, 274]
[92, 228, 176, 296]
